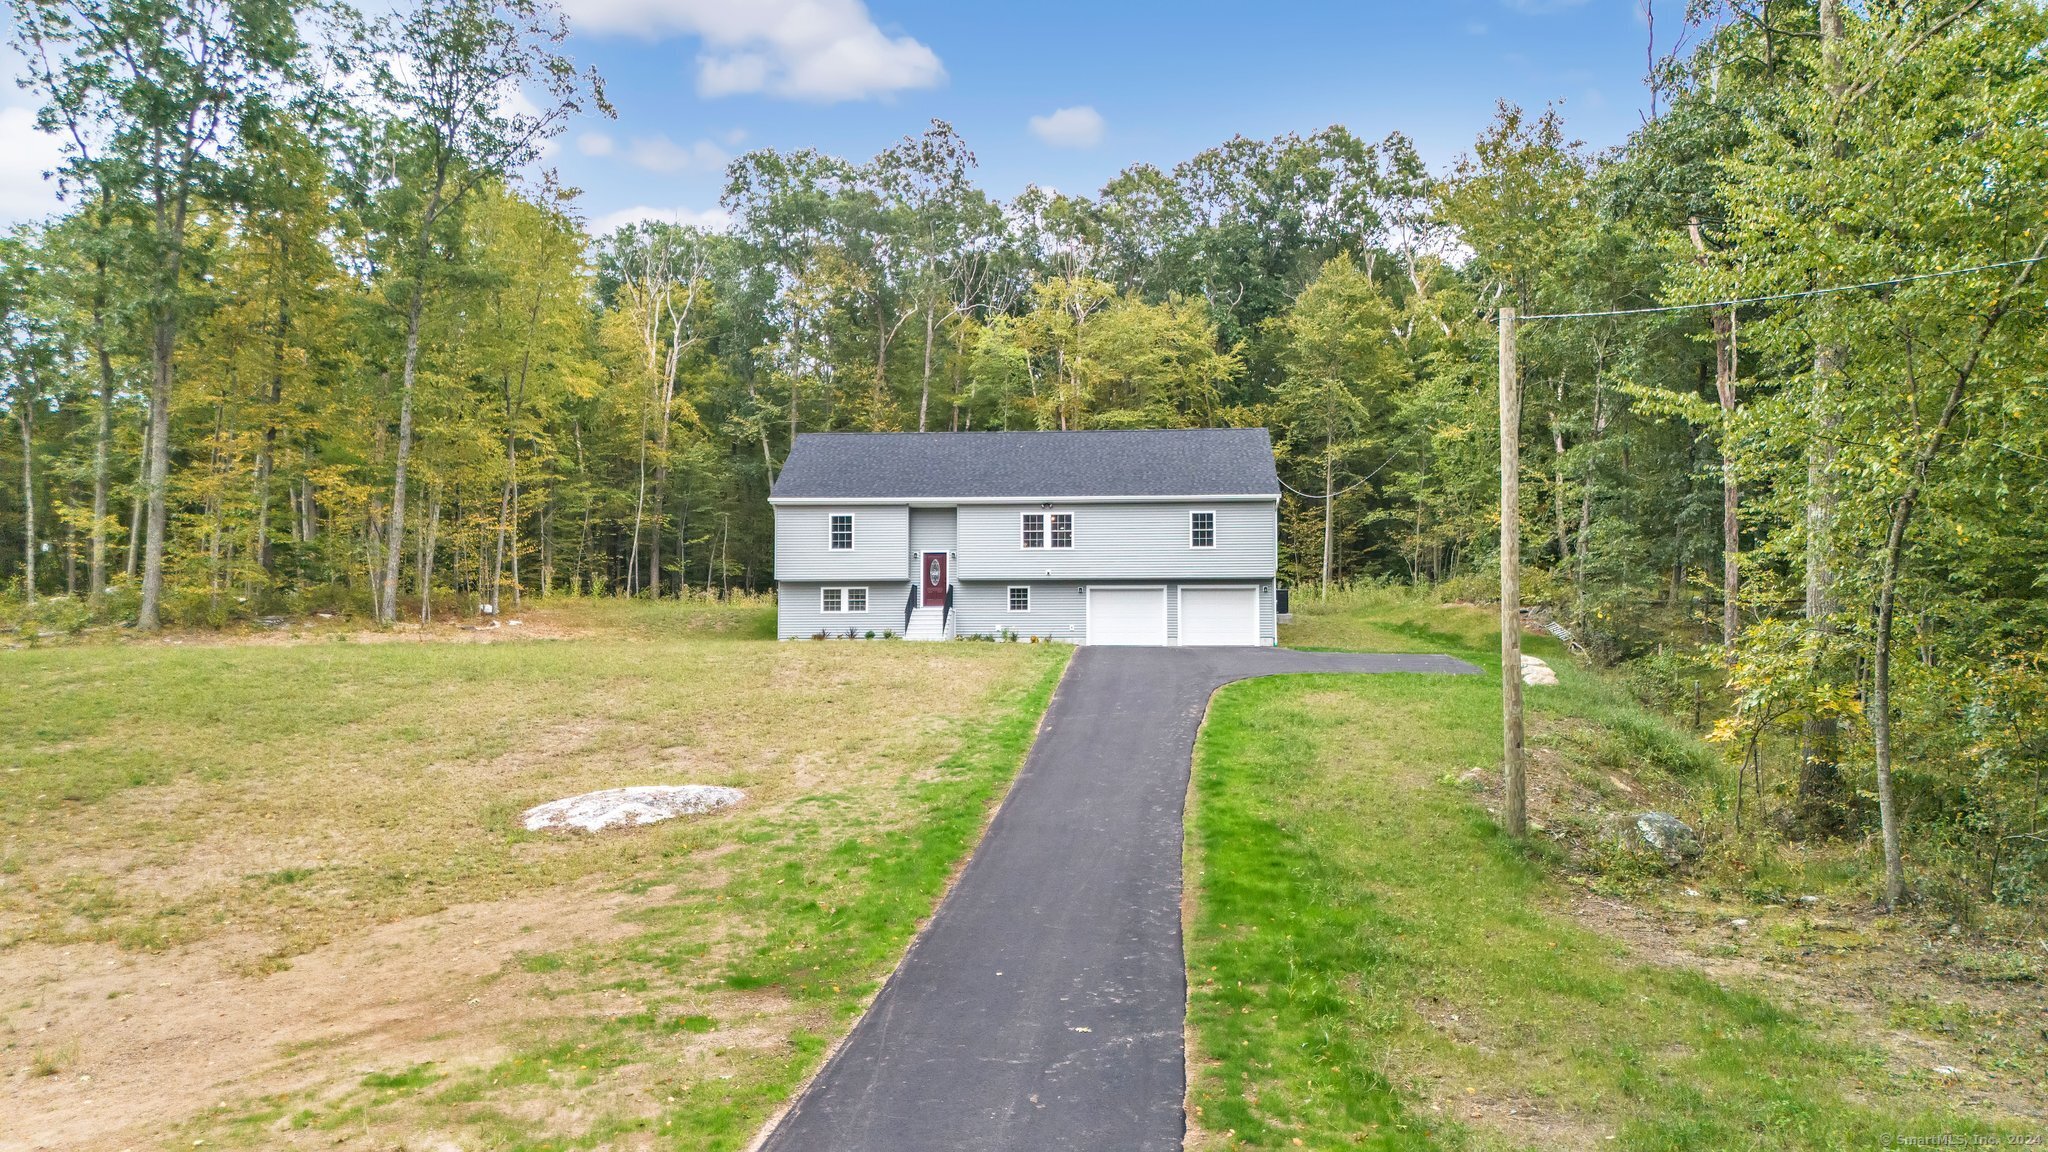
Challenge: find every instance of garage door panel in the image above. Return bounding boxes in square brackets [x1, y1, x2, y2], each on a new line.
[1087, 588, 1167, 646]
[1180, 587, 1259, 646]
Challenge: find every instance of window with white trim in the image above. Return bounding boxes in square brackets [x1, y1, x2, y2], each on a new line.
[1050, 513, 1073, 549]
[820, 586, 867, 612]
[1190, 511, 1216, 548]
[829, 514, 854, 550]
[1008, 586, 1030, 612]
[1021, 512, 1045, 549]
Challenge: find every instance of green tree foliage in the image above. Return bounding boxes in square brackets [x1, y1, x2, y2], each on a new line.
[0, 0, 2042, 915]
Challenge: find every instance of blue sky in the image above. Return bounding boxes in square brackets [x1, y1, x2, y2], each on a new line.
[0, 0, 1667, 231]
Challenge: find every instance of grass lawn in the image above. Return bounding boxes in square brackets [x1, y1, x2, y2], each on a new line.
[1184, 589, 2030, 1150]
[0, 599, 1066, 1150]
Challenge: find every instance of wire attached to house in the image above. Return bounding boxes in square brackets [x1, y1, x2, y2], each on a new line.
[1518, 255, 2048, 321]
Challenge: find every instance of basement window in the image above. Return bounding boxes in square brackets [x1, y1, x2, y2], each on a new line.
[821, 587, 866, 613]
[1008, 586, 1031, 612]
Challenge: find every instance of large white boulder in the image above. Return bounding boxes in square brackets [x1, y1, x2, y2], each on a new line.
[522, 785, 744, 833]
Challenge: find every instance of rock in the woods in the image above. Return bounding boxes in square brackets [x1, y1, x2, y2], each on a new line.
[1605, 811, 1703, 862]
[522, 785, 744, 833]
[1520, 655, 1559, 686]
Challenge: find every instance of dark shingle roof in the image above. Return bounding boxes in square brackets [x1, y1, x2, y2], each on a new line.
[770, 428, 1279, 501]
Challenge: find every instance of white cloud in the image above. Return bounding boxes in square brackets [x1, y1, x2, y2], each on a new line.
[0, 106, 68, 224]
[578, 132, 617, 157]
[625, 133, 731, 174]
[591, 204, 732, 234]
[569, 0, 946, 102]
[1028, 106, 1105, 150]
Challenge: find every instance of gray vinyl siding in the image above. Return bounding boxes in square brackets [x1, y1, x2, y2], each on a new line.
[948, 579, 1275, 645]
[954, 501, 1276, 581]
[773, 504, 909, 581]
[909, 507, 957, 558]
[953, 581, 1087, 642]
[777, 581, 911, 640]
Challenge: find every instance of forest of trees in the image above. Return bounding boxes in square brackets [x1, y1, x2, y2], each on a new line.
[2, 0, 2045, 912]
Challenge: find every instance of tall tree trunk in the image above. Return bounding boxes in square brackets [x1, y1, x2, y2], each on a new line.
[627, 377, 650, 597]
[673, 494, 686, 601]
[1798, 347, 1846, 833]
[63, 494, 77, 596]
[918, 304, 936, 432]
[1320, 430, 1334, 597]
[15, 400, 33, 604]
[1800, 0, 1849, 835]
[1688, 219, 1740, 646]
[254, 284, 288, 579]
[418, 491, 439, 624]
[1550, 388, 1569, 560]
[126, 405, 148, 579]
[89, 344, 114, 598]
[138, 311, 177, 629]
[1868, 244, 2043, 907]
[380, 285, 428, 623]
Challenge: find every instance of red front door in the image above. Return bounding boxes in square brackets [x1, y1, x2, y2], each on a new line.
[922, 552, 947, 607]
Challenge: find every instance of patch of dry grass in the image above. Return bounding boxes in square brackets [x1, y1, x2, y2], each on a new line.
[0, 600, 1066, 1150]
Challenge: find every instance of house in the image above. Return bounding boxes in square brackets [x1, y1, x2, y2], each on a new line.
[768, 428, 1280, 645]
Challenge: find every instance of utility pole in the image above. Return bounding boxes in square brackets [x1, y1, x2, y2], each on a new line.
[1499, 306, 1527, 837]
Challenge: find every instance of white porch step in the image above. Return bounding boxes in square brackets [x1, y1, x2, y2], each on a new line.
[904, 605, 949, 642]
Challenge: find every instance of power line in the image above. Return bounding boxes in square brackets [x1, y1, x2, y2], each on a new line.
[1278, 452, 1395, 501]
[1519, 255, 2048, 321]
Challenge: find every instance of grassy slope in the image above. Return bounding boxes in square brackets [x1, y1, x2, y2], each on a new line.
[0, 600, 1067, 1150]
[1184, 590, 2003, 1150]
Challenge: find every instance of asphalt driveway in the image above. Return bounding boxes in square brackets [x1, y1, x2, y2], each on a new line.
[758, 646, 1482, 1152]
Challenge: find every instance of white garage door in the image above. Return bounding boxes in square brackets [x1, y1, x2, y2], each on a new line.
[1086, 587, 1168, 646]
[1180, 586, 1260, 646]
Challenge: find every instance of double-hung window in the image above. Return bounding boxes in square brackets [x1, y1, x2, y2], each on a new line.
[821, 587, 867, 613]
[1190, 511, 1216, 548]
[1008, 586, 1031, 612]
[829, 514, 854, 550]
[1021, 512, 1074, 549]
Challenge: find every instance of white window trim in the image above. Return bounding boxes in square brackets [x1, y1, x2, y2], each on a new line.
[1020, 511, 1046, 550]
[828, 512, 856, 551]
[1007, 586, 1031, 612]
[1189, 509, 1217, 549]
[820, 585, 869, 613]
[1050, 511, 1074, 549]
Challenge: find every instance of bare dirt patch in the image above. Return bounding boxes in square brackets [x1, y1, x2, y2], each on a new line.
[1, 883, 643, 1151]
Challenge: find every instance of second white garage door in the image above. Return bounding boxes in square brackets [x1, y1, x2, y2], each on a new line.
[1179, 586, 1260, 646]
[1086, 587, 1168, 646]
